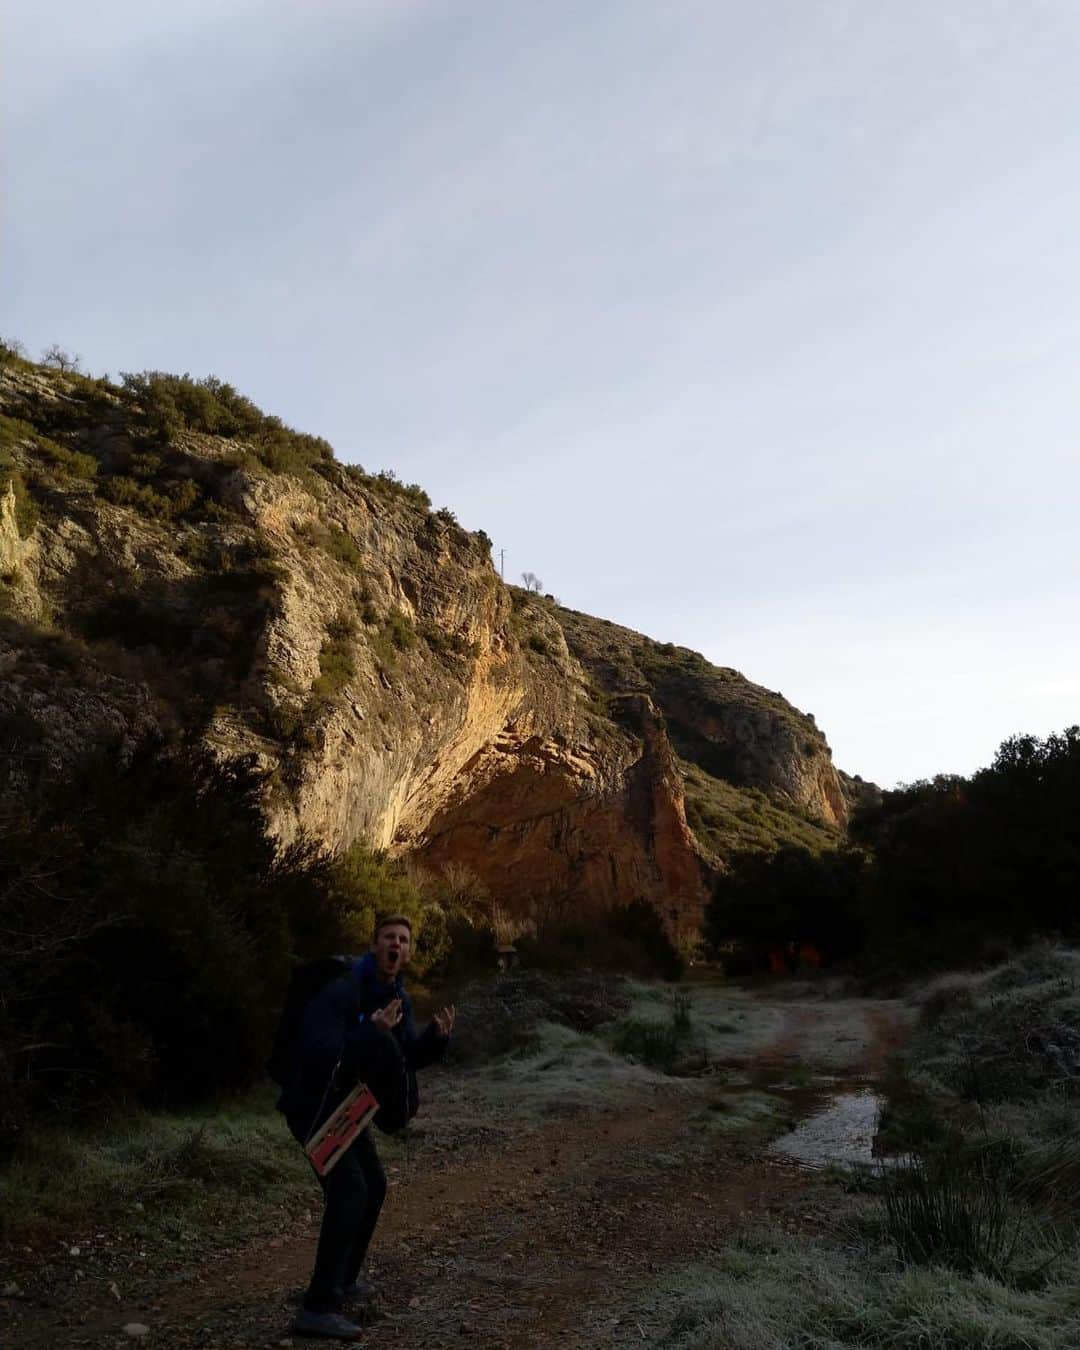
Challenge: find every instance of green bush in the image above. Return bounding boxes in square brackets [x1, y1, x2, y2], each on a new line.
[0, 745, 326, 1143]
[448, 971, 630, 1066]
[370, 469, 431, 509]
[0, 737, 468, 1145]
[417, 619, 476, 659]
[608, 899, 685, 980]
[311, 616, 357, 702]
[324, 525, 364, 571]
[11, 372, 117, 437]
[81, 569, 277, 711]
[369, 611, 417, 670]
[118, 371, 334, 481]
[302, 844, 446, 980]
[527, 632, 552, 656]
[0, 336, 29, 368]
[612, 1017, 681, 1071]
[99, 473, 199, 519]
[0, 414, 100, 482]
[383, 610, 416, 650]
[0, 414, 35, 453]
[296, 521, 366, 574]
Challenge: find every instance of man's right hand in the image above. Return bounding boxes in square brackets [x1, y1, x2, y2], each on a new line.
[372, 998, 403, 1035]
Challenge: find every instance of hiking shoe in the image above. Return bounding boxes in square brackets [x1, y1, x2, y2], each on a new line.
[291, 1307, 364, 1341]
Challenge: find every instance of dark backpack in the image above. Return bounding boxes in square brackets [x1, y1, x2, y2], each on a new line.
[266, 955, 354, 1086]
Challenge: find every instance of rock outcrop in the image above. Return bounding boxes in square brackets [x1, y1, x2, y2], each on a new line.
[0, 360, 855, 939]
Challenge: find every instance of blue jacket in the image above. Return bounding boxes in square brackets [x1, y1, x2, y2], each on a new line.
[277, 953, 445, 1136]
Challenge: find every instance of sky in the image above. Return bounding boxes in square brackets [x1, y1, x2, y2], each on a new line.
[3, 0, 1078, 788]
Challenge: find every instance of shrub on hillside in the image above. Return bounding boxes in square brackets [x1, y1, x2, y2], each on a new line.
[311, 615, 357, 703]
[118, 371, 335, 483]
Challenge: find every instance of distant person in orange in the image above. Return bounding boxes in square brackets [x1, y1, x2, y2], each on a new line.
[768, 945, 790, 976]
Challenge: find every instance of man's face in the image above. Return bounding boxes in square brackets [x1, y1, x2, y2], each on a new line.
[373, 923, 411, 980]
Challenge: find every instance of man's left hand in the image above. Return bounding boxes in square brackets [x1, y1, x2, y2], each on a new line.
[432, 1005, 456, 1038]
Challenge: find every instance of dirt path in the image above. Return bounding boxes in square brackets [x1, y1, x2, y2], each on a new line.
[6, 993, 911, 1348]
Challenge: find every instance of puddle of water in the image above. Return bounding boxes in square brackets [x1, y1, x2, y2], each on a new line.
[768, 1088, 881, 1169]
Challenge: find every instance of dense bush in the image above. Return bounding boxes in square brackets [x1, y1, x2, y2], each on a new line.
[311, 614, 357, 703]
[705, 844, 868, 968]
[516, 898, 685, 981]
[98, 470, 200, 519]
[0, 743, 450, 1148]
[119, 371, 334, 481]
[417, 618, 477, 659]
[369, 610, 418, 669]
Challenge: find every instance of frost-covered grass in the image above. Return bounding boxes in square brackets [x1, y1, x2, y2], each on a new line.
[470, 1019, 675, 1118]
[656, 1213, 1080, 1349]
[647, 945, 1080, 1350]
[0, 1084, 321, 1240]
[909, 944, 1080, 1113]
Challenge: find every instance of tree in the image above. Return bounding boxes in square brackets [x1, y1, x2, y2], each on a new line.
[521, 571, 543, 593]
[41, 344, 82, 373]
[705, 846, 867, 968]
[850, 726, 1080, 967]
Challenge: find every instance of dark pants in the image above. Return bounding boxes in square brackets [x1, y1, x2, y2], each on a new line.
[289, 1120, 387, 1314]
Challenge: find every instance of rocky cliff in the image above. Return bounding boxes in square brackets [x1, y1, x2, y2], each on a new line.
[0, 357, 853, 939]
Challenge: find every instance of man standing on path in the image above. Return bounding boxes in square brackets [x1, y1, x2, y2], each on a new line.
[278, 916, 455, 1342]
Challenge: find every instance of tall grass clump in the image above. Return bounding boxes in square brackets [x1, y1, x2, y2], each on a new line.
[876, 945, 1080, 1286]
[612, 988, 703, 1074]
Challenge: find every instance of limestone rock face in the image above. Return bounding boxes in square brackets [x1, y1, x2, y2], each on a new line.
[0, 363, 857, 938]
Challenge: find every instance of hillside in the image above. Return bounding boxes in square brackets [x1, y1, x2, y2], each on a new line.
[0, 350, 857, 939]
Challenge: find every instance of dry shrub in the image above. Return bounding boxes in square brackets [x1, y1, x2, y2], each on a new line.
[448, 971, 629, 1065]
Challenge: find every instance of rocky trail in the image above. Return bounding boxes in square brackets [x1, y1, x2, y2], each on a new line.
[3, 989, 911, 1349]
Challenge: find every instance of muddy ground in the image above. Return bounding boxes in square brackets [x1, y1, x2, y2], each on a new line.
[2, 983, 912, 1348]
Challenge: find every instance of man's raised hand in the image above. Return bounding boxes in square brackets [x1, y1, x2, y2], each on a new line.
[432, 1004, 456, 1038]
[372, 998, 403, 1035]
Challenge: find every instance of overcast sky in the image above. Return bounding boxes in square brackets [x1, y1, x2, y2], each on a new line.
[4, 0, 1078, 787]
